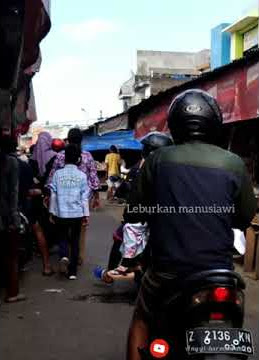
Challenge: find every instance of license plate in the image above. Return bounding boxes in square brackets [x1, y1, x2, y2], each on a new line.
[186, 328, 254, 355]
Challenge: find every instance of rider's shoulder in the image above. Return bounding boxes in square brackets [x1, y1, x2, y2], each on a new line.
[208, 144, 246, 175]
[151, 144, 175, 159]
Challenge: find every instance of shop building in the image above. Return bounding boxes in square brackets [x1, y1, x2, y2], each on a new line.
[223, 8, 258, 61]
[211, 23, 231, 70]
[128, 49, 259, 182]
[119, 49, 210, 111]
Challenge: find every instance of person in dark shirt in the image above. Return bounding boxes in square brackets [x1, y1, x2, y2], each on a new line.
[0, 134, 25, 303]
[125, 90, 257, 360]
[4, 137, 53, 276]
[18, 156, 34, 209]
[0, 136, 34, 213]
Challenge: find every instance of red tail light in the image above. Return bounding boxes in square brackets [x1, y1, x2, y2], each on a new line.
[212, 287, 231, 302]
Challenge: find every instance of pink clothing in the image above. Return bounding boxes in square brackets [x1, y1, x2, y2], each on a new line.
[32, 132, 56, 177]
[47, 150, 100, 191]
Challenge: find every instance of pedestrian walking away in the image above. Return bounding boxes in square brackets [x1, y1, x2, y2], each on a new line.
[49, 144, 90, 279]
[48, 128, 100, 265]
[30, 131, 59, 275]
[105, 145, 122, 201]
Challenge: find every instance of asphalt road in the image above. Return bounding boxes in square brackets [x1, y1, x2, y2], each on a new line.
[0, 204, 258, 360]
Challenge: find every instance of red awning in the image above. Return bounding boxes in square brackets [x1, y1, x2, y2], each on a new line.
[133, 56, 259, 138]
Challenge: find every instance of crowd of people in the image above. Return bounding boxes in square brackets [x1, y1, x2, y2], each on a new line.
[0, 121, 175, 303]
[0, 127, 101, 302]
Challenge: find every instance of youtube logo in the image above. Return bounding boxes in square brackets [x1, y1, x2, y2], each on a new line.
[150, 339, 170, 358]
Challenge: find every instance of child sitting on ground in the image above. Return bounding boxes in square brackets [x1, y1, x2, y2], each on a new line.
[99, 222, 149, 284]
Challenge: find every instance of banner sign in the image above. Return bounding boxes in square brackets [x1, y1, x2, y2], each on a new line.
[134, 60, 259, 138]
[135, 104, 170, 138]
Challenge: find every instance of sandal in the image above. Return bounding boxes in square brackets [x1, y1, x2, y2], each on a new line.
[5, 294, 27, 303]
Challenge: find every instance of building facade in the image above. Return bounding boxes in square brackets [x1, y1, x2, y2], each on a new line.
[128, 49, 259, 138]
[119, 49, 210, 111]
[211, 23, 231, 70]
[210, 4, 259, 69]
[223, 8, 258, 61]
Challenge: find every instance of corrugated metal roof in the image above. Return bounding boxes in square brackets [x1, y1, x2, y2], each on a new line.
[97, 111, 128, 124]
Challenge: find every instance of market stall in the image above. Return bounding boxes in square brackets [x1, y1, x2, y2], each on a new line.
[82, 130, 143, 190]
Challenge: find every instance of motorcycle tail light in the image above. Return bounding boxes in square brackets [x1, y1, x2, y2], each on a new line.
[192, 288, 242, 306]
[212, 287, 231, 302]
[210, 312, 225, 320]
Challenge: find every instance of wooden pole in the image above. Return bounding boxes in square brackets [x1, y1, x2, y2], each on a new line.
[244, 227, 256, 272]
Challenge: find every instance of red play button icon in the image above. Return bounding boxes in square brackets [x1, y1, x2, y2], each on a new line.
[150, 339, 170, 358]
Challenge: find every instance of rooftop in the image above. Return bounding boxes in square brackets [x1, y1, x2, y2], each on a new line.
[137, 49, 210, 76]
[119, 74, 135, 98]
[223, 15, 258, 33]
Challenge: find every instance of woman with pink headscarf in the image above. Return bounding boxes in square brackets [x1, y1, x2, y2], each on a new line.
[32, 131, 57, 181]
[30, 132, 57, 276]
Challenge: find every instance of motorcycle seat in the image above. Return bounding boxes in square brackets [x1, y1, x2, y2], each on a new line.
[182, 269, 245, 293]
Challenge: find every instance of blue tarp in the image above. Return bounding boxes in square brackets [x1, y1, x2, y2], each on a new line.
[82, 130, 143, 151]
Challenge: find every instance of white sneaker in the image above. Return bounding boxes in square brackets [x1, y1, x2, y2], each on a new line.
[59, 257, 69, 274]
[69, 275, 77, 280]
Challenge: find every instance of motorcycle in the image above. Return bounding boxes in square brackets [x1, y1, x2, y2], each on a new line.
[140, 269, 254, 359]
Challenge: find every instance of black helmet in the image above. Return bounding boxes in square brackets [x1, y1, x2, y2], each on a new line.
[167, 89, 223, 144]
[141, 131, 173, 158]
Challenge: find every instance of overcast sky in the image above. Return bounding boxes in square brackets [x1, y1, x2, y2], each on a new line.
[33, 0, 257, 125]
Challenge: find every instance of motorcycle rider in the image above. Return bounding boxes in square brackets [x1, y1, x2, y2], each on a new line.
[115, 132, 173, 203]
[124, 89, 257, 360]
[107, 132, 174, 273]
